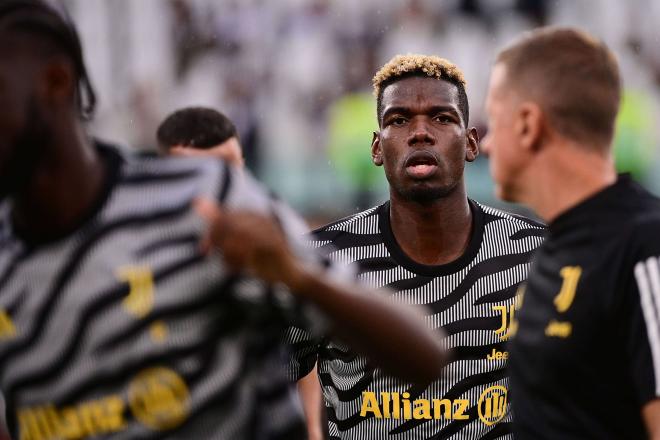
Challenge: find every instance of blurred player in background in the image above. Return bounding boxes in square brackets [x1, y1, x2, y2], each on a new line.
[0, 1, 448, 439]
[483, 27, 660, 439]
[156, 104, 327, 440]
[288, 54, 545, 439]
[157, 106, 244, 167]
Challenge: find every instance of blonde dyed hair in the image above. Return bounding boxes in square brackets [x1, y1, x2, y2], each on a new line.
[372, 54, 466, 98]
[372, 54, 469, 125]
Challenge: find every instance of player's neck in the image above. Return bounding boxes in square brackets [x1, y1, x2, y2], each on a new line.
[525, 142, 617, 224]
[388, 186, 472, 266]
[11, 122, 107, 244]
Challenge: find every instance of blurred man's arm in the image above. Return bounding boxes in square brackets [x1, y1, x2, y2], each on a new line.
[195, 200, 447, 384]
[298, 365, 325, 440]
[643, 400, 660, 439]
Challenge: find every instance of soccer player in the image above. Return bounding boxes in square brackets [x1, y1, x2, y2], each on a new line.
[156, 106, 245, 167]
[0, 2, 448, 439]
[482, 27, 660, 439]
[287, 54, 545, 439]
[157, 105, 326, 440]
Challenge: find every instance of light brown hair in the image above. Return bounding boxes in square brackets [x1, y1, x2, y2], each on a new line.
[496, 27, 621, 148]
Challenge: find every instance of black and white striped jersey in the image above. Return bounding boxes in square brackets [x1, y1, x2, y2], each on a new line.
[287, 200, 545, 439]
[0, 144, 324, 440]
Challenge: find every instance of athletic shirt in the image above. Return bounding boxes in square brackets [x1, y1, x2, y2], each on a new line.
[509, 175, 660, 439]
[287, 200, 544, 439]
[0, 144, 329, 440]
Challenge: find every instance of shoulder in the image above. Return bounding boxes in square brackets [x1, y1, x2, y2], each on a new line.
[476, 202, 546, 246]
[627, 198, 660, 259]
[116, 148, 232, 202]
[121, 151, 225, 185]
[478, 202, 546, 229]
[309, 204, 382, 245]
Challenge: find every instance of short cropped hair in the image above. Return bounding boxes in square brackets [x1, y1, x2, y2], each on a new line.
[496, 27, 621, 148]
[157, 107, 238, 150]
[373, 54, 469, 126]
[0, 0, 97, 119]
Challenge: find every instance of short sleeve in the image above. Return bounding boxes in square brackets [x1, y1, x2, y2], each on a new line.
[627, 223, 660, 405]
[283, 325, 321, 381]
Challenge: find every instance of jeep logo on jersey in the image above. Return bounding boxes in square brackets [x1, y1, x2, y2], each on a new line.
[477, 385, 508, 426]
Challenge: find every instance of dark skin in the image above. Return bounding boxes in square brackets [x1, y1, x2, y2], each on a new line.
[0, 32, 105, 243]
[372, 76, 479, 266]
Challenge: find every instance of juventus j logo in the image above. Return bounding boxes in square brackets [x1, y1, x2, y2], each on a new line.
[554, 266, 582, 313]
[493, 305, 515, 341]
[117, 266, 155, 318]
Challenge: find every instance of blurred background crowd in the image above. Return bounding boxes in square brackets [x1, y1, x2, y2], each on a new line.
[63, 0, 660, 221]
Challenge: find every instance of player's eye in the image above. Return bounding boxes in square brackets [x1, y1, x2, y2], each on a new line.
[434, 115, 452, 123]
[391, 117, 407, 126]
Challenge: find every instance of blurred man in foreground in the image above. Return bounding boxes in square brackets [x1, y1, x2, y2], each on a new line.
[483, 27, 660, 439]
[0, 1, 447, 439]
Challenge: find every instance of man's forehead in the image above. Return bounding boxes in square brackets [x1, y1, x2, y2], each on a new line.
[382, 76, 460, 109]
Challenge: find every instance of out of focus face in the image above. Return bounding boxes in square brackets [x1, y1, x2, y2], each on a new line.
[372, 76, 477, 204]
[482, 64, 527, 202]
[169, 137, 244, 168]
[0, 32, 49, 201]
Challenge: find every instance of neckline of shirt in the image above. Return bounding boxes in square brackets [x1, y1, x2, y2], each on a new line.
[377, 199, 484, 277]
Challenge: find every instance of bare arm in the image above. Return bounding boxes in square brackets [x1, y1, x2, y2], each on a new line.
[297, 365, 325, 440]
[644, 399, 660, 440]
[195, 199, 448, 384]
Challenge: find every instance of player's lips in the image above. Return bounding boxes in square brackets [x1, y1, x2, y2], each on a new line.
[404, 151, 439, 179]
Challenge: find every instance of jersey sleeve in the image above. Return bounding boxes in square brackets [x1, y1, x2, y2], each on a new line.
[283, 325, 321, 381]
[214, 164, 357, 380]
[627, 221, 660, 405]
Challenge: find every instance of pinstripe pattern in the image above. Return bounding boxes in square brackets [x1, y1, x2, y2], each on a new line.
[0, 146, 311, 440]
[289, 200, 544, 439]
[634, 256, 660, 395]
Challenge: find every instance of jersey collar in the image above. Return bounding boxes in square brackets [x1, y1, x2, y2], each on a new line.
[378, 199, 484, 277]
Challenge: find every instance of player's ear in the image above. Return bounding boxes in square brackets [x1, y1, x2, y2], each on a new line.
[372, 131, 383, 166]
[39, 56, 76, 108]
[516, 102, 544, 152]
[465, 127, 479, 162]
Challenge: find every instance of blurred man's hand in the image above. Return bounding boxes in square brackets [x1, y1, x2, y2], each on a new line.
[194, 198, 300, 286]
[170, 137, 244, 168]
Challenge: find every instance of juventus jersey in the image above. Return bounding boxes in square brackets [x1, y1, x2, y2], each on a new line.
[0, 144, 324, 440]
[287, 200, 544, 439]
[509, 175, 660, 439]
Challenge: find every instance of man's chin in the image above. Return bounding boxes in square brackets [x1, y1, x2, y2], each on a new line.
[399, 183, 456, 204]
[495, 184, 520, 203]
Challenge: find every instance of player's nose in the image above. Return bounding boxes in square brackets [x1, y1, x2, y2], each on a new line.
[407, 119, 435, 146]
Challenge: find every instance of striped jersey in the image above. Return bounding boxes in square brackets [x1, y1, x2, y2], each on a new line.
[0, 144, 326, 440]
[287, 200, 545, 439]
[509, 175, 660, 439]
